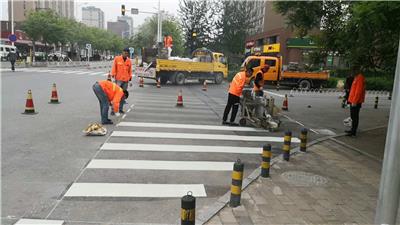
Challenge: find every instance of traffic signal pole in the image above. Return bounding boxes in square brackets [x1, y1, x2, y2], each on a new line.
[374, 39, 400, 224]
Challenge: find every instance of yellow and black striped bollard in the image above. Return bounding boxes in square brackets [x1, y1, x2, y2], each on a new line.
[181, 191, 195, 225]
[374, 96, 379, 109]
[230, 159, 244, 207]
[261, 144, 272, 178]
[283, 131, 292, 161]
[300, 128, 308, 152]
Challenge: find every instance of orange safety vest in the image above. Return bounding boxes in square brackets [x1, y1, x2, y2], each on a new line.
[164, 36, 173, 48]
[348, 73, 366, 104]
[253, 73, 264, 92]
[111, 55, 132, 82]
[99, 80, 124, 113]
[229, 71, 246, 97]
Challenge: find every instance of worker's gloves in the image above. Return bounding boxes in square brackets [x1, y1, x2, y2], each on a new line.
[115, 112, 121, 117]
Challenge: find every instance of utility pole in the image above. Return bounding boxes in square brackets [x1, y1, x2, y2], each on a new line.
[374, 39, 400, 224]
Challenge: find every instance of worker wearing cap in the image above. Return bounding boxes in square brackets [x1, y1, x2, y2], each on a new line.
[111, 47, 132, 113]
[253, 64, 270, 96]
[92, 80, 129, 125]
[222, 67, 253, 126]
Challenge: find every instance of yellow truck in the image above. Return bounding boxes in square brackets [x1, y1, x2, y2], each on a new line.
[136, 48, 228, 85]
[243, 44, 329, 89]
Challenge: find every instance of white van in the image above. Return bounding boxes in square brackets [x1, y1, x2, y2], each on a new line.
[0, 44, 17, 61]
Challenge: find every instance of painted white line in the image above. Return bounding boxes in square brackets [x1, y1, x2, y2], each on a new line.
[75, 71, 93, 75]
[127, 108, 132, 113]
[280, 113, 319, 134]
[117, 122, 266, 132]
[264, 91, 285, 98]
[101, 143, 262, 154]
[87, 159, 234, 171]
[88, 71, 104, 76]
[130, 104, 135, 108]
[48, 70, 64, 73]
[61, 70, 79, 74]
[111, 131, 300, 143]
[64, 183, 207, 198]
[14, 219, 64, 225]
[125, 112, 216, 119]
[134, 99, 205, 105]
[122, 114, 126, 119]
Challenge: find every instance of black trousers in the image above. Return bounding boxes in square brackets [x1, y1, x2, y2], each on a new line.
[10, 61, 15, 71]
[223, 93, 240, 122]
[350, 104, 361, 134]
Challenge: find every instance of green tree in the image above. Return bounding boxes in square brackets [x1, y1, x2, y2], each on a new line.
[273, 1, 400, 74]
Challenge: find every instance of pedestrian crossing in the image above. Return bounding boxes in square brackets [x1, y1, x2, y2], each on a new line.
[62, 121, 296, 199]
[48, 86, 298, 224]
[0, 67, 110, 77]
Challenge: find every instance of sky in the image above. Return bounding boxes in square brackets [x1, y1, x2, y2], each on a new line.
[0, 0, 181, 29]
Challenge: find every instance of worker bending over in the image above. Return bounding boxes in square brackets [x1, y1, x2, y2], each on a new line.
[222, 68, 253, 126]
[93, 80, 129, 125]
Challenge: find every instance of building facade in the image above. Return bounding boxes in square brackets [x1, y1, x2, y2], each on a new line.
[82, 6, 104, 29]
[245, 1, 318, 66]
[8, 0, 74, 22]
[107, 20, 130, 38]
[117, 16, 134, 38]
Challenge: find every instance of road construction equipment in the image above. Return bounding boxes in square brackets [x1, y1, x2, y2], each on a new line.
[238, 88, 280, 131]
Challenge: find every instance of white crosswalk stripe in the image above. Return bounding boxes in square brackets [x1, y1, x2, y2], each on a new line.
[64, 183, 207, 198]
[117, 121, 267, 132]
[14, 219, 64, 225]
[100, 143, 262, 154]
[87, 159, 234, 171]
[111, 131, 300, 142]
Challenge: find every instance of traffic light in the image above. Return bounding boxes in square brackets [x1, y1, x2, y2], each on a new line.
[121, 5, 125, 16]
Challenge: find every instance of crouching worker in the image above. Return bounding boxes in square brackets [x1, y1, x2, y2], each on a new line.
[222, 67, 253, 126]
[92, 80, 129, 125]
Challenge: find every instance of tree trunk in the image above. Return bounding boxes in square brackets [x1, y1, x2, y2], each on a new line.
[32, 40, 36, 63]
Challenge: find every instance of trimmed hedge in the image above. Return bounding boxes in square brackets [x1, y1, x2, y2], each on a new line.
[326, 77, 394, 90]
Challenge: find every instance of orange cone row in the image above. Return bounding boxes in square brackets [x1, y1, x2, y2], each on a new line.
[22, 84, 61, 115]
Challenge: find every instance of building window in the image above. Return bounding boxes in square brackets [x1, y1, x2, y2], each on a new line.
[267, 36, 278, 44]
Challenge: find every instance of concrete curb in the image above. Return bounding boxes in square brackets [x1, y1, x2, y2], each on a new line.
[194, 125, 387, 225]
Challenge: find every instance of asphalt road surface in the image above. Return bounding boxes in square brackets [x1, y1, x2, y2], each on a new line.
[1, 67, 390, 225]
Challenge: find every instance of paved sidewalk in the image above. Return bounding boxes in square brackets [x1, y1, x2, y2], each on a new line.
[204, 139, 392, 225]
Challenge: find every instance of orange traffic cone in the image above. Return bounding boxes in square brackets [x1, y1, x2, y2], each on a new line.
[282, 94, 288, 111]
[156, 78, 161, 88]
[176, 89, 183, 107]
[202, 80, 207, 91]
[22, 90, 38, 114]
[49, 83, 60, 104]
[139, 77, 144, 87]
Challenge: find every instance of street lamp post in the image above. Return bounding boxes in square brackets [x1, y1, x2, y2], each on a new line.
[11, 0, 14, 46]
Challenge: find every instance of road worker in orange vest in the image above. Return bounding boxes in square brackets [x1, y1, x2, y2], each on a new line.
[111, 47, 132, 114]
[253, 64, 270, 97]
[164, 34, 173, 57]
[92, 80, 129, 125]
[222, 67, 253, 126]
